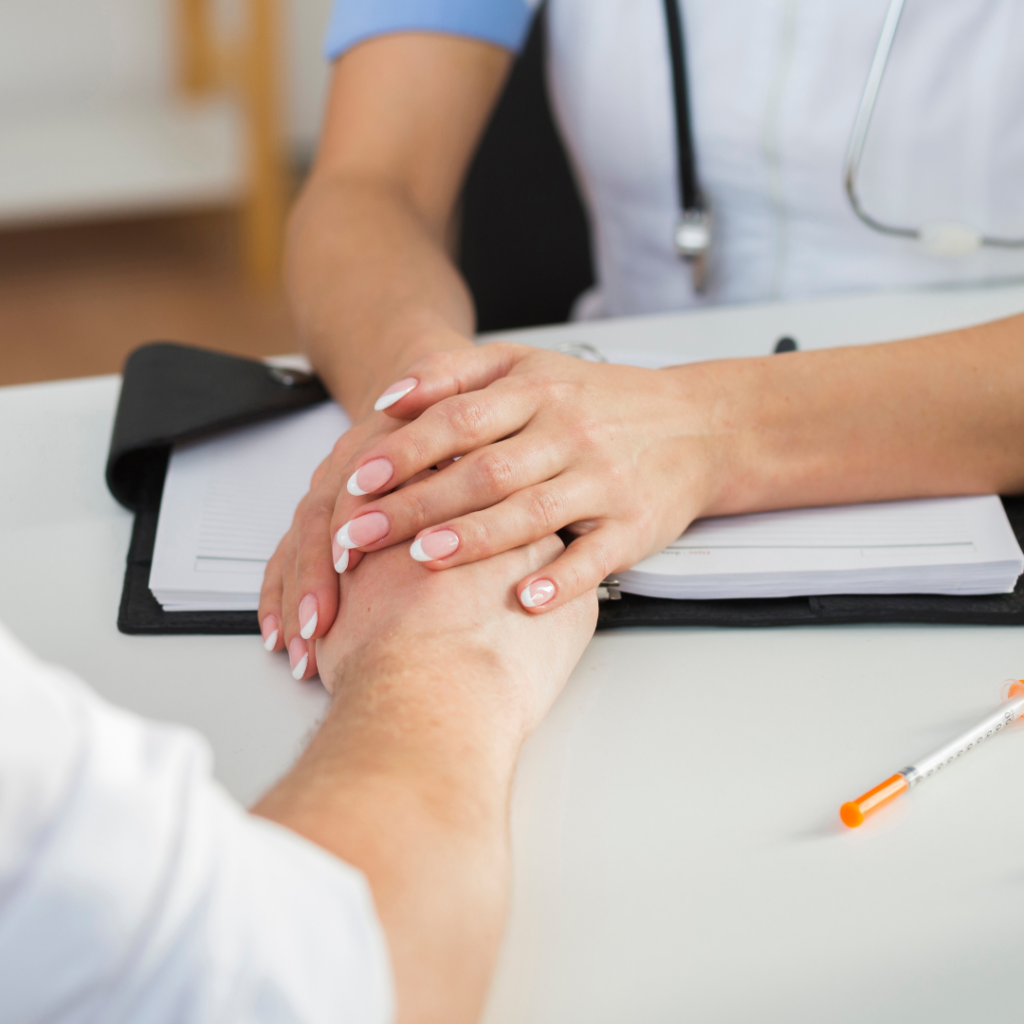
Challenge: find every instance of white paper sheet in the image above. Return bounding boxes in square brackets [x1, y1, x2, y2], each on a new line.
[617, 496, 1024, 599]
[149, 402, 350, 611]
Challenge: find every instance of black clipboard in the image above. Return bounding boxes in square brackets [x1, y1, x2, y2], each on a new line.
[107, 342, 328, 635]
[107, 342, 1024, 635]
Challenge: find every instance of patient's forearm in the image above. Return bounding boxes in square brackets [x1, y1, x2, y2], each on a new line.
[253, 646, 520, 1024]
[695, 311, 1024, 515]
[286, 174, 474, 420]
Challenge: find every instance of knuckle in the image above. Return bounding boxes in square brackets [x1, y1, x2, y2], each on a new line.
[547, 375, 582, 404]
[629, 501, 656, 537]
[601, 457, 630, 491]
[564, 540, 615, 593]
[574, 413, 609, 453]
[397, 488, 432, 529]
[535, 373, 567, 404]
[524, 487, 565, 531]
[476, 449, 519, 496]
[458, 516, 493, 552]
[401, 424, 436, 469]
[331, 434, 352, 463]
[559, 559, 589, 595]
[437, 395, 488, 442]
[298, 492, 332, 530]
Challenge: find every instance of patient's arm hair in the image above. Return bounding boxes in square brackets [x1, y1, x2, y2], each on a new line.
[254, 644, 518, 1024]
[253, 537, 597, 1024]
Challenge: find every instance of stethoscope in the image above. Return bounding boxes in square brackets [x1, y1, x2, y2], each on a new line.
[663, 0, 1024, 292]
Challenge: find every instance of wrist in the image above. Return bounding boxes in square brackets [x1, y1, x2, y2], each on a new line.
[661, 359, 749, 519]
[326, 311, 475, 420]
[674, 353, 822, 517]
[322, 640, 523, 812]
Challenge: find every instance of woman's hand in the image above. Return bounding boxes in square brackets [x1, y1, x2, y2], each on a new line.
[322, 343, 724, 616]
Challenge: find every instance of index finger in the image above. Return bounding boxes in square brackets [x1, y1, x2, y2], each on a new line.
[338, 378, 539, 512]
[372, 342, 532, 418]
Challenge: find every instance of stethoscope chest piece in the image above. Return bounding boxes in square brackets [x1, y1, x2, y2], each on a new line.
[674, 207, 712, 292]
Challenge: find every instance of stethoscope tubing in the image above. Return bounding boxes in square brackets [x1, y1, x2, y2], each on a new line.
[843, 0, 1024, 249]
[662, 0, 1024, 259]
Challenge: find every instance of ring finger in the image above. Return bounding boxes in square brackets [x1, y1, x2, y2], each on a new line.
[331, 433, 569, 556]
[404, 471, 597, 568]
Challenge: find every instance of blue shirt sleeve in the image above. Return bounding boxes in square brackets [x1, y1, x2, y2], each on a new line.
[324, 0, 536, 60]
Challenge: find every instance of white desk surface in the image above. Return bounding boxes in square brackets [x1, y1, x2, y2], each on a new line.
[4, 283, 1024, 1023]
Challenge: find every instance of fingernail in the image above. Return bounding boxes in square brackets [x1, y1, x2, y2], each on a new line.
[299, 595, 318, 640]
[334, 547, 349, 574]
[347, 457, 394, 496]
[335, 511, 390, 549]
[374, 377, 418, 412]
[289, 637, 308, 680]
[520, 579, 556, 609]
[410, 529, 460, 562]
[261, 616, 278, 651]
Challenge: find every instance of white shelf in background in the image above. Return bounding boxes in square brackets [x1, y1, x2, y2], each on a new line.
[0, 96, 246, 226]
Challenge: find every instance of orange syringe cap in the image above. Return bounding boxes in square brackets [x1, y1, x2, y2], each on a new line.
[840, 773, 908, 828]
[1000, 679, 1024, 701]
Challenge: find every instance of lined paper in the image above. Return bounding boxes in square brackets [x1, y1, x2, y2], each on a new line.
[149, 402, 350, 611]
[618, 497, 1023, 599]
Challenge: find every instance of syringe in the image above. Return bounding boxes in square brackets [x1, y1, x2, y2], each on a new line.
[840, 679, 1024, 828]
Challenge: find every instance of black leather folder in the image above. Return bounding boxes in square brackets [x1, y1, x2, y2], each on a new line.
[107, 342, 328, 635]
[107, 342, 1024, 635]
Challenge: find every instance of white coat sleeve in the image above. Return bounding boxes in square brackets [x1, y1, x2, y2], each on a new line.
[0, 624, 394, 1024]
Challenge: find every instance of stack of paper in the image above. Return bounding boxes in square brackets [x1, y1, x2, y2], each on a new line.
[150, 402, 350, 611]
[617, 497, 1024, 599]
[149, 404, 1023, 611]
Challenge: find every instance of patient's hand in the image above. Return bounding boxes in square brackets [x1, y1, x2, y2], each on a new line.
[258, 536, 596, 1024]
[316, 534, 597, 741]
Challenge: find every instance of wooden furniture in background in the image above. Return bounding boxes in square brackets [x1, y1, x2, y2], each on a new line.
[177, 0, 287, 285]
[0, 1, 287, 287]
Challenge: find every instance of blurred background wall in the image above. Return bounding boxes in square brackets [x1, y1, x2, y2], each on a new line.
[0, 0, 336, 387]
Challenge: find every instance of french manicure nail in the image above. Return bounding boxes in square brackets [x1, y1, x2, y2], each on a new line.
[289, 637, 308, 680]
[520, 579, 556, 609]
[335, 511, 390, 549]
[261, 616, 278, 651]
[410, 529, 460, 562]
[334, 547, 349, 573]
[374, 377, 418, 412]
[347, 457, 394, 496]
[299, 596, 318, 640]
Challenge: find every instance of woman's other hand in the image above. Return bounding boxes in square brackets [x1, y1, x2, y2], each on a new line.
[323, 343, 724, 616]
